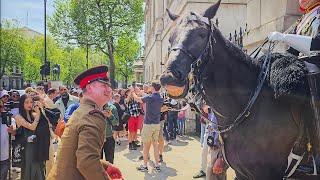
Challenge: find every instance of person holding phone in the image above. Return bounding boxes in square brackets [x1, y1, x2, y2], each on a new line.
[131, 81, 164, 172]
[13, 93, 50, 180]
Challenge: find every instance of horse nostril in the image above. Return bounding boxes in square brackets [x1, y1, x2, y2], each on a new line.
[160, 73, 174, 85]
[172, 69, 183, 80]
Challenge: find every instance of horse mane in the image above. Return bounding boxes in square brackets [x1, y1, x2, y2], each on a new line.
[212, 27, 259, 71]
[211, 27, 309, 101]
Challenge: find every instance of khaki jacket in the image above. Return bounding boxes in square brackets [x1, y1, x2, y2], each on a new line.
[48, 98, 109, 180]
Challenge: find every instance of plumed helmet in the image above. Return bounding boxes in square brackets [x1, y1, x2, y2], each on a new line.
[299, 0, 320, 12]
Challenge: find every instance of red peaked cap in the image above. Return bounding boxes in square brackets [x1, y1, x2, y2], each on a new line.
[74, 65, 109, 89]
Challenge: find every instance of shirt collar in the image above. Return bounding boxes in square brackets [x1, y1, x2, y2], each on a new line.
[82, 98, 100, 110]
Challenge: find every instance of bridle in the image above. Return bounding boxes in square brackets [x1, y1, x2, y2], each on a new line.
[169, 12, 221, 113]
[168, 12, 274, 133]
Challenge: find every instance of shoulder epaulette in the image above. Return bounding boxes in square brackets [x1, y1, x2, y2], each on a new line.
[89, 109, 105, 118]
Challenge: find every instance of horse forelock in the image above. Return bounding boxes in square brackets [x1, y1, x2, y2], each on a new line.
[169, 24, 196, 47]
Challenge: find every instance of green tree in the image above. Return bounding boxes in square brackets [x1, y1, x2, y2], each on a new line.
[22, 35, 96, 84]
[49, 0, 144, 87]
[22, 39, 42, 82]
[0, 20, 25, 79]
[114, 35, 141, 87]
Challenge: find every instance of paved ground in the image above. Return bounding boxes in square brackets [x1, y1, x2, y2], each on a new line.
[10, 135, 236, 180]
[113, 135, 236, 180]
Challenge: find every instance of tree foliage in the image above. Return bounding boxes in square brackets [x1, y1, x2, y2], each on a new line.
[0, 20, 25, 79]
[22, 35, 103, 84]
[49, 0, 144, 87]
[114, 34, 141, 87]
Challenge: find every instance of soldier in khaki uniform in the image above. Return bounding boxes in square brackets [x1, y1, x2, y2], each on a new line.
[48, 66, 122, 180]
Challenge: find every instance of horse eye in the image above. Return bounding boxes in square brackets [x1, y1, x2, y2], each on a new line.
[199, 33, 207, 38]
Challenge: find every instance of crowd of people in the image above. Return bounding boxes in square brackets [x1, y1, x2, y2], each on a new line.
[0, 66, 227, 180]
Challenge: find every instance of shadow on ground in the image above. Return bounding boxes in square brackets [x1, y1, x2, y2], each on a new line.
[142, 162, 178, 180]
[115, 140, 129, 153]
[123, 147, 143, 162]
[169, 139, 189, 147]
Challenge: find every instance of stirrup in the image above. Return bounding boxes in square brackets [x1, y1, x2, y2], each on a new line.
[309, 155, 318, 175]
[284, 149, 305, 178]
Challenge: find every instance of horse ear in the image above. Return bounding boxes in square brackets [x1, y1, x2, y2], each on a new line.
[166, 8, 179, 21]
[203, 0, 221, 19]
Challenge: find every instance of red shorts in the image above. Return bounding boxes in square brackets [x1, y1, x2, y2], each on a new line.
[128, 116, 139, 133]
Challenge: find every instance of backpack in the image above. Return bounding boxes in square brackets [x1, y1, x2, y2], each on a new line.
[178, 110, 186, 119]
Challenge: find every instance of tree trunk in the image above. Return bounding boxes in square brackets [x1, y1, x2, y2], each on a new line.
[125, 75, 128, 88]
[107, 41, 116, 88]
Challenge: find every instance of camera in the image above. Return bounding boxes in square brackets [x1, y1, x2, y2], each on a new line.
[1, 111, 13, 126]
[32, 95, 41, 102]
[4, 101, 19, 110]
[32, 96, 41, 110]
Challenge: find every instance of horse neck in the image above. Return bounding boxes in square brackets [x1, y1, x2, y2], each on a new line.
[203, 30, 260, 119]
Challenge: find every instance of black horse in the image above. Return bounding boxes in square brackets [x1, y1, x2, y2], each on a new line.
[160, 1, 312, 179]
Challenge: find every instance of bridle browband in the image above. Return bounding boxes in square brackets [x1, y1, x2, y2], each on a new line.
[168, 12, 274, 133]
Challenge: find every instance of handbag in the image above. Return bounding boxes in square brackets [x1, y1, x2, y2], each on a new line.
[121, 112, 130, 124]
[212, 152, 228, 175]
[44, 108, 61, 128]
[55, 119, 65, 137]
[12, 127, 26, 168]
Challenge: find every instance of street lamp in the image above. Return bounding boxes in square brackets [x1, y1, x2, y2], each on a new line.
[86, 43, 89, 69]
[42, 0, 48, 81]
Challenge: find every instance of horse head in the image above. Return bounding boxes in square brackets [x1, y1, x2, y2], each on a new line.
[160, 0, 222, 98]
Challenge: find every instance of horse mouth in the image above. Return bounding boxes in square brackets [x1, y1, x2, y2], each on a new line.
[165, 84, 188, 98]
[160, 72, 189, 98]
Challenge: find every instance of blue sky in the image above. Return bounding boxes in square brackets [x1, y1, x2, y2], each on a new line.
[1, 0, 145, 45]
[1, 0, 55, 33]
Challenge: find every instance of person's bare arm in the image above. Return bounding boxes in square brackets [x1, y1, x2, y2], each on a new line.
[132, 92, 143, 103]
[14, 114, 39, 131]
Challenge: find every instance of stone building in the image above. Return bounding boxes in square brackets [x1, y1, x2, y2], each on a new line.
[144, 0, 247, 82]
[244, 0, 301, 52]
[143, 0, 302, 82]
[0, 66, 23, 90]
[133, 57, 145, 83]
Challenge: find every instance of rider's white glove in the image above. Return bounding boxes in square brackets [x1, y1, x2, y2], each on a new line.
[268, 31, 312, 55]
[268, 31, 286, 42]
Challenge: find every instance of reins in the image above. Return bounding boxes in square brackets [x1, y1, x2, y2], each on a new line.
[168, 12, 276, 133]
